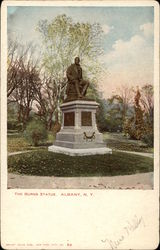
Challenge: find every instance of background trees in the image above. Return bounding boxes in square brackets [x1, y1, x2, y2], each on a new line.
[7, 38, 19, 98]
[122, 84, 154, 146]
[34, 73, 65, 130]
[7, 14, 154, 148]
[105, 85, 134, 132]
[7, 40, 41, 127]
[140, 84, 153, 129]
[7, 15, 104, 131]
[37, 14, 103, 80]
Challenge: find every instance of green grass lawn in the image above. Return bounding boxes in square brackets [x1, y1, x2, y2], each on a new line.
[103, 132, 153, 153]
[8, 150, 153, 177]
[7, 132, 55, 152]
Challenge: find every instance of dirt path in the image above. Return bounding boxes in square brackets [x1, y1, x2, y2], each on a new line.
[8, 150, 33, 156]
[8, 149, 153, 158]
[8, 172, 153, 189]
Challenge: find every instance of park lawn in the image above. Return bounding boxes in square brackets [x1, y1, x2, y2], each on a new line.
[103, 132, 153, 153]
[7, 132, 55, 152]
[8, 150, 153, 177]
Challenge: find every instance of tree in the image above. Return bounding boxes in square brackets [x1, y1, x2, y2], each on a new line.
[37, 14, 104, 122]
[7, 41, 41, 127]
[140, 84, 153, 128]
[133, 88, 145, 139]
[34, 73, 65, 130]
[106, 85, 134, 132]
[111, 85, 134, 120]
[123, 87, 146, 140]
[139, 84, 154, 146]
[7, 38, 20, 97]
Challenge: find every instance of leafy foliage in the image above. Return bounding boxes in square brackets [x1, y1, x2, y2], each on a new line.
[7, 121, 23, 131]
[106, 86, 134, 132]
[141, 132, 154, 147]
[7, 103, 23, 131]
[36, 15, 105, 124]
[8, 131, 55, 152]
[123, 86, 153, 145]
[37, 14, 104, 79]
[24, 120, 48, 146]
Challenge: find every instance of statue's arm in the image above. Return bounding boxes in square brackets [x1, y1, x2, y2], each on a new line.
[67, 66, 75, 81]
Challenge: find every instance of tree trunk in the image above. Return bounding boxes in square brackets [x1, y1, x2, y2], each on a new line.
[55, 110, 59, 124]
[47, 112, 53, 131]
[17, 105, 22, 122]
[25, 106, 30, 121]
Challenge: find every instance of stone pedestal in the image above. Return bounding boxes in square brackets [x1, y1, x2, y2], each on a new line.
[48, 100, 112, 156]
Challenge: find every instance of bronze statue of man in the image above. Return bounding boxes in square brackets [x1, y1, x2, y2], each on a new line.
[66, 57, 89, 99]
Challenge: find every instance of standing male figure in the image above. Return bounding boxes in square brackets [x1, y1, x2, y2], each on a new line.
[66, 57, 89, 99]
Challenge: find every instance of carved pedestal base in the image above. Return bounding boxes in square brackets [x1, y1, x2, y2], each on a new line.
[48, 100, 112, 155]
[48, 145, 112, 156]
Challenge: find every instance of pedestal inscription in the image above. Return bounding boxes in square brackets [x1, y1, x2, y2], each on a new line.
[64, 112, 75, 126]
[81, 111, 92, 126]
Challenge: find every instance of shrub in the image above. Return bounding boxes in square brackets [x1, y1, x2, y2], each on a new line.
[24, 120, 48, 146]
[7, 120, 23, 131]
[142, 132, 154, 147]
[105, 118, 122, 132]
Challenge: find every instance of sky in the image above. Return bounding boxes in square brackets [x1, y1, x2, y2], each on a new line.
[7, 6, 154, 98]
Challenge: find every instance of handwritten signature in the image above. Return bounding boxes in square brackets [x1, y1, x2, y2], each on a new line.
[101, 215, 145, 249]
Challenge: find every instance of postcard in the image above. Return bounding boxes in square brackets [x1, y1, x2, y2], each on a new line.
[1, 0, 159, 249]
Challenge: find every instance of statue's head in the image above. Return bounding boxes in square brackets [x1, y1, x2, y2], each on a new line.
[75, 57, 80, 65]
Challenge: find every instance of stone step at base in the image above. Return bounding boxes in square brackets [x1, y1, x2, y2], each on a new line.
[48, 145, 112, 156]
[54, 140, 107, 149]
